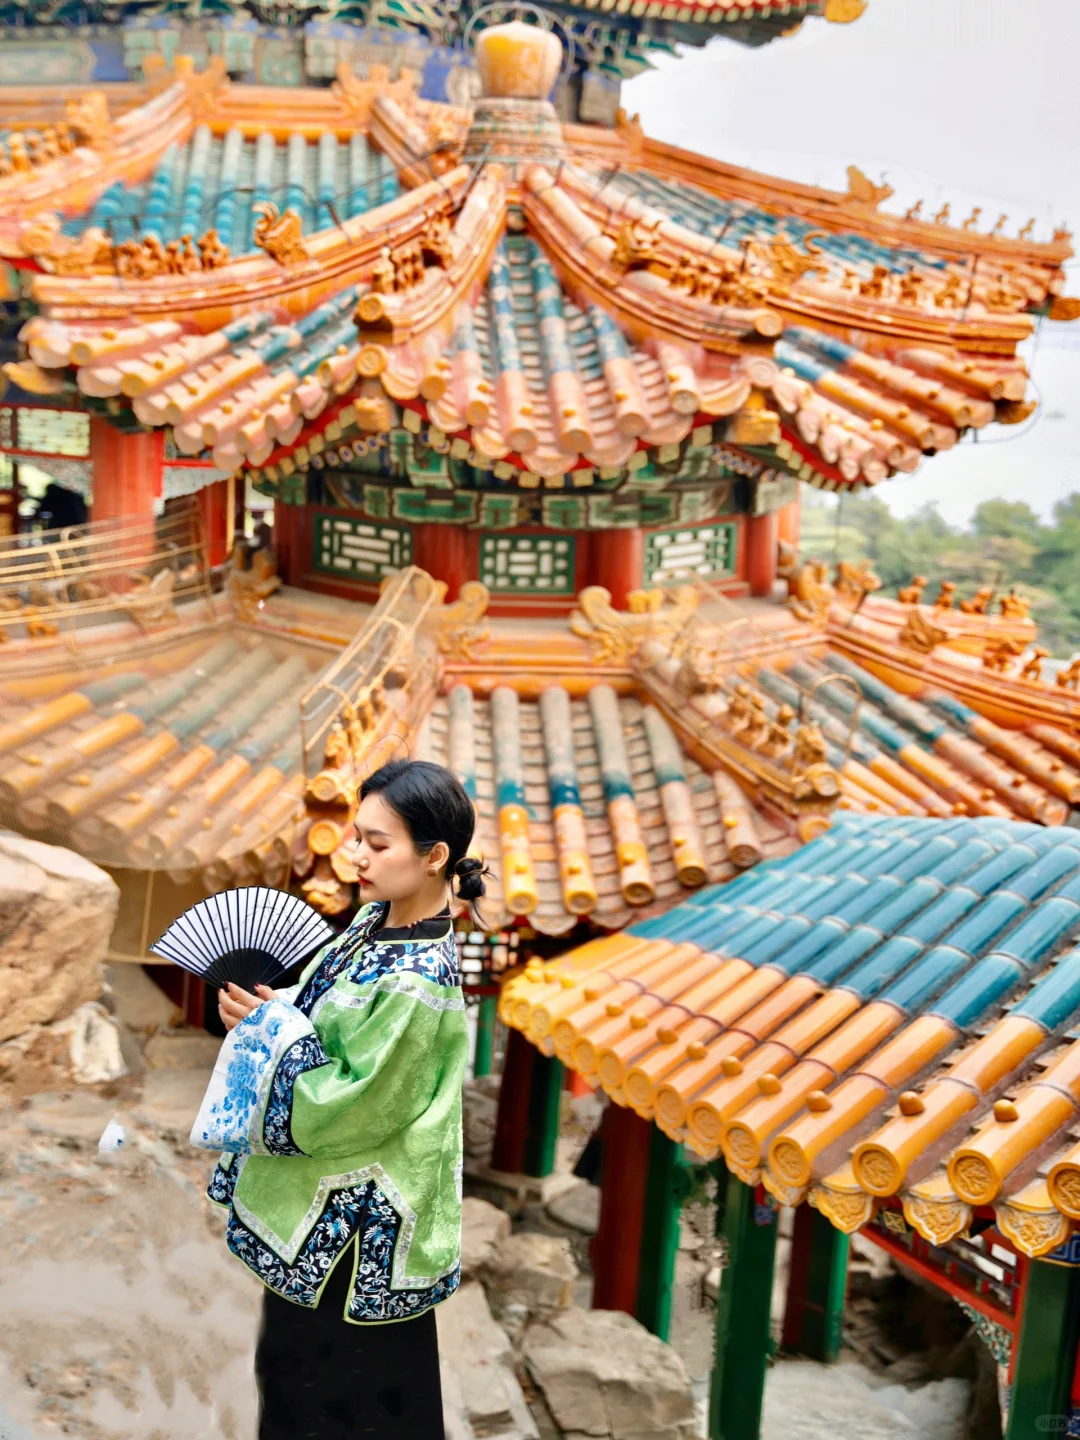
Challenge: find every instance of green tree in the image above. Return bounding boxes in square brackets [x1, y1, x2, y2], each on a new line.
[972, 499, 1043, 543]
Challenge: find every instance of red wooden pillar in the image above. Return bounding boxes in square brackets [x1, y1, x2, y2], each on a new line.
[776, 495, 801, 553]
[745, 510, 779, 598]
[590, 1103, 653, 1314]
[89, 419, 162, 524]
[591, 528, 644, 609]
[412, 522, 471, 600]
[196, 477, 232, 567]
[273, 501, 299, 585]
[781, 1202, 814, 1352]
[0, 462, 18, 537]
[491, 1025, 534, 1174]
[234, 470, 247, 546]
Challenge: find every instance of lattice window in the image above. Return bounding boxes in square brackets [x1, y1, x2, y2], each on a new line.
[12, 409, 90, 458]
[312, 514, 412, 581]
[455, 926, 518, 986]
[479, 534, 575, 594]
[0, 455, 13, 491]
[644, 522, 736, 585]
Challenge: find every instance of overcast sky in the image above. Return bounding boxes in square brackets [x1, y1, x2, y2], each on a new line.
[624, 0, 1080, 527]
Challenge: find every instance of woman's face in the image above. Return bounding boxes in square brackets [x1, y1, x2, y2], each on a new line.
[348, 792, 447, 904]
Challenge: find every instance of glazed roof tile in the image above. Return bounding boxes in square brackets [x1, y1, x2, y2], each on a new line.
[0, 621, 327, 889]
[0, 569, 800, 937]
[668, 635, 1080, 828]
[417, 681, 795, 936]
[4, 62, 1070, 491]
[601, 167, 943, 275]
[72, 127, 399, 254]
[825, 595, 1080, 739]
[780, 652, 1079, 824]
[500, 812, 1080, 1255]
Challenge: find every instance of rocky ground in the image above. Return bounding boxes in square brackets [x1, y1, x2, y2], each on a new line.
[0, 965, 999, 1440]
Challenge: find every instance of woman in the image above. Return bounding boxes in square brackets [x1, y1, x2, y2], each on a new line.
[189, 758, 485, 1440]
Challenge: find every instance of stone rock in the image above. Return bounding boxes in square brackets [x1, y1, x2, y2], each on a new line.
[441, 1359, 476, 1440]
[102, 963, 181, 1035]
[21, 1089, 118, 1149]
[524, 1306, 696, 1440]
[135, 1068, 215, 1146]
[0, 1025, 71, 1102]
[546, 1181, 600, 1235]
[0, 834, 119, 1044]
[436, 1283, 539, 1439]
[703, 1266, 721, 1304]
[486, 1232, 578, 1319]
[144, 1030, 222, 1072]
[462, 1196, 513, 1282]
[463, 1077, 499, 1161]
[51, 1002, 128, 1085]
[881, 1351, 933, 1386]
[0, 1005, 130, 1100]
[762, 1357, 970, 1440]
[678, 1217, 703, 1252]
[470, 1072, 502, 1101]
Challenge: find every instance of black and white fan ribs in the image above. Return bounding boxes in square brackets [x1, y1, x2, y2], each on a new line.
[150, 887, 335, 992]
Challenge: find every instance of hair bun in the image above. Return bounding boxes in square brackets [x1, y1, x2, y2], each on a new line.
[453, 855, 488, 902]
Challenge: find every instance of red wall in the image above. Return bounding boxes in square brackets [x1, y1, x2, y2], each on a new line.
[89, 422, 162, 524]
[275, 506, 751, 614]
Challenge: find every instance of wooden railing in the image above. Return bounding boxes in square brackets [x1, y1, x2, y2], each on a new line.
[0, 502, 213, 650]
[298, 565, 445, 783]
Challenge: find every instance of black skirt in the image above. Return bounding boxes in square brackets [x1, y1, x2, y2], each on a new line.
[255, 1239, 445, 1440]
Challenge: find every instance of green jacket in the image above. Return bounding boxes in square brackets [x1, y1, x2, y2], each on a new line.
[191, 902, 469, 1322]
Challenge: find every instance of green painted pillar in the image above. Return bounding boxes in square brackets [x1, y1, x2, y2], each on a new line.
[711, 1157, 729, 1238]
[709, 1176, 778, 1440]
[473, 995, 497, 1078]
[781, 1204, 849, 1363]
[1004, 1257, 1080, 1440]
[522, 1050, 563, 1178]
[636, 1127, 684, 1341]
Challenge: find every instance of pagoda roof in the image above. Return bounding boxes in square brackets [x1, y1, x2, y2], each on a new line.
[3, 59, 1073, 492]
[0, 573, 802, 935]
[500, 811, 1080, 1261]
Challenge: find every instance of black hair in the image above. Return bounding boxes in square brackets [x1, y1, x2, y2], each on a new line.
[359, 758, 489, 911]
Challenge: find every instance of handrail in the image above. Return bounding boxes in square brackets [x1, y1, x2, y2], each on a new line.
[298, 565, 446, 781]
[802, 671, 862, 774]
[0, 502, 213, 646]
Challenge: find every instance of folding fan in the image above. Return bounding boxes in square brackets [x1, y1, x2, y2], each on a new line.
[149, 887, 336, 992]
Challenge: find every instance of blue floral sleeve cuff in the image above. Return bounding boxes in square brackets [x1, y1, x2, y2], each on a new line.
[190, 1000, 318, 1156]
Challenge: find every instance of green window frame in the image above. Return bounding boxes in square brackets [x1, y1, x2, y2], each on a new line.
[644, 522, 736, 585]
[479, 534, 576, 594]
[312, 513, 412, 582]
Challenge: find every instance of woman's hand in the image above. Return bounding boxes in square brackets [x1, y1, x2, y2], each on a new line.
[218, 982, 276, 1031]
